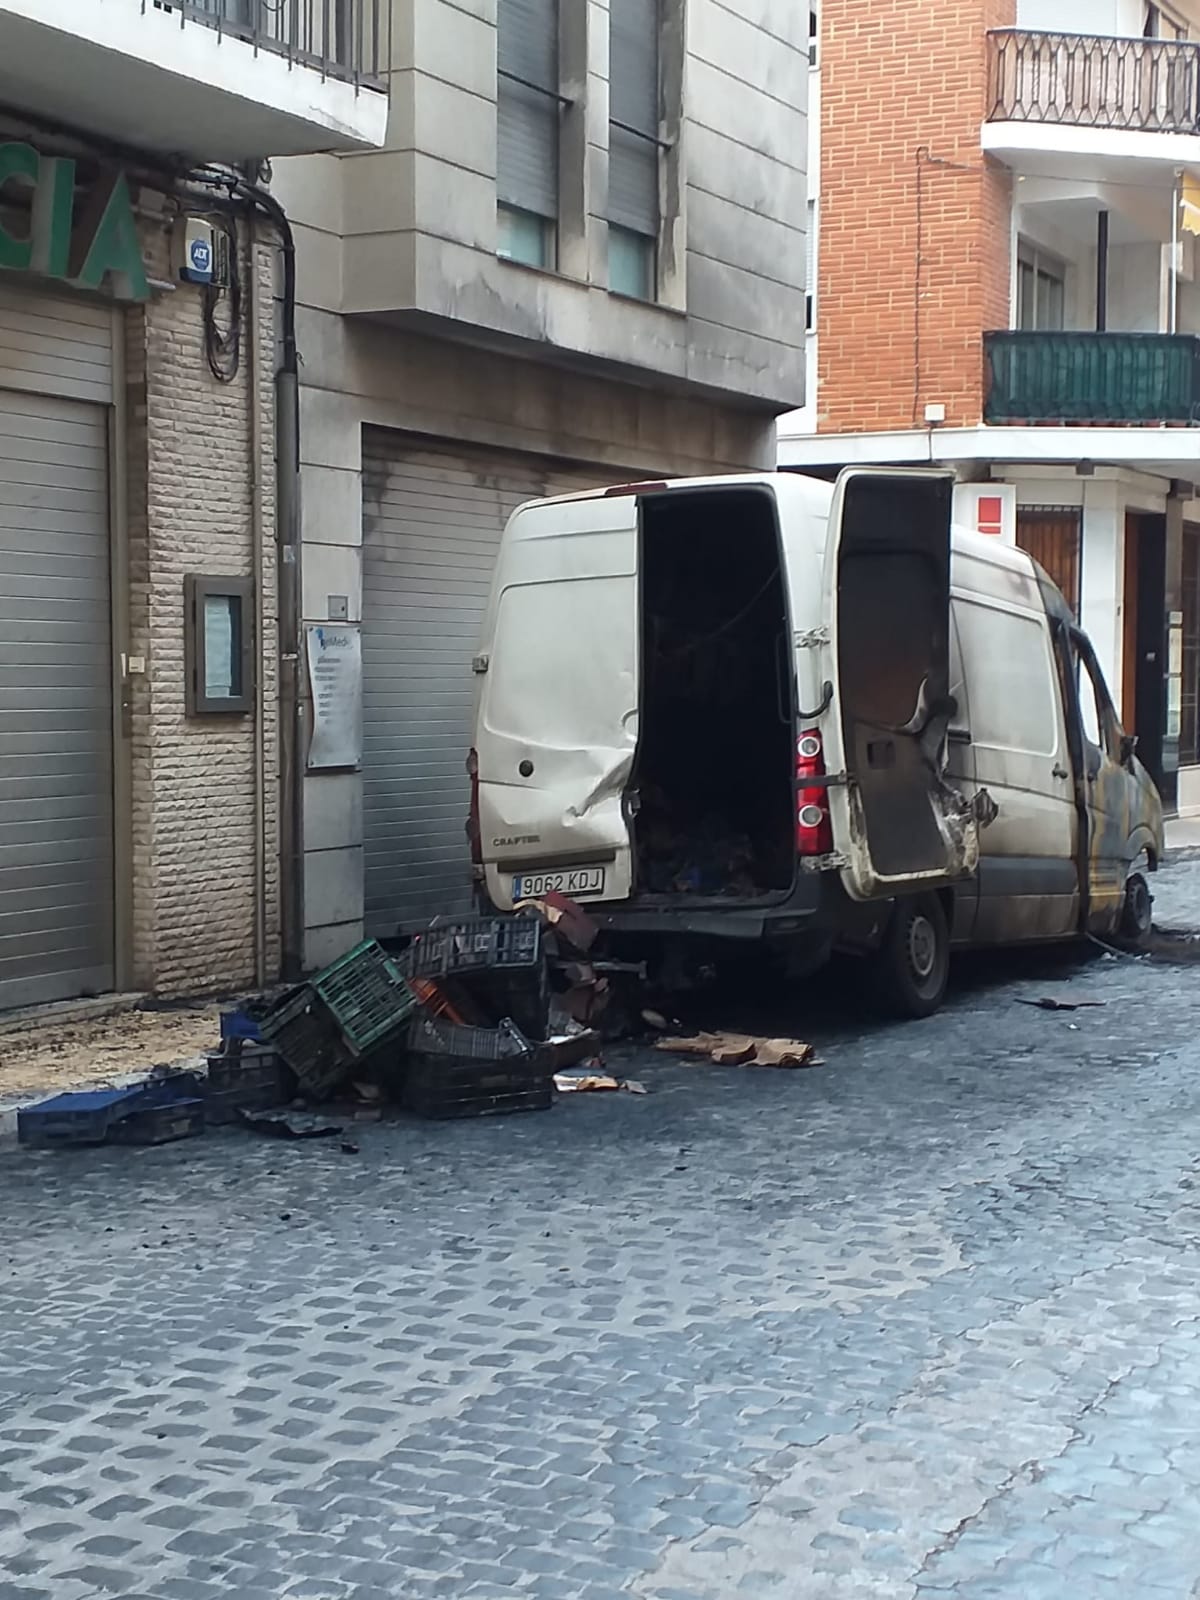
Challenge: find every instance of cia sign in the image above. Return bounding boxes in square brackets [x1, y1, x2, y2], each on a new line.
[0, 141, 149, 302]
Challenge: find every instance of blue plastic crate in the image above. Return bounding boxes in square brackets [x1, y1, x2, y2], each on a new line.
[18, 1076, 202, 1148]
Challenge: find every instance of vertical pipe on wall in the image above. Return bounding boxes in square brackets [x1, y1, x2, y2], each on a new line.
[247, 223, 267, 989]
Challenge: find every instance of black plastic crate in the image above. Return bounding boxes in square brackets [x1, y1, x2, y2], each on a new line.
[109, 1099, 206, 1146]
[258, 986, 352, 1099]
[406, 1014, 531, 1060]
[401, 917, 543, 980]
[204, 1048, 292, 1124]
[404, 1056, 553, 1120]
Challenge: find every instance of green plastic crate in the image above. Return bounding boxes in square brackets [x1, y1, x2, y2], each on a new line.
[311, 939, 418, 1056]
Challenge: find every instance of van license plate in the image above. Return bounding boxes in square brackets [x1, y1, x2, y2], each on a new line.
[513, 867, 606, 900]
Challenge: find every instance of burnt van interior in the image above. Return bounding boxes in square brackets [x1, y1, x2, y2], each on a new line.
[634, 489, 794, 899]
[836, 474, 955, 879]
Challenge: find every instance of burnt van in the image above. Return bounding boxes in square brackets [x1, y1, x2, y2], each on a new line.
[468, 470, 1163, 1016]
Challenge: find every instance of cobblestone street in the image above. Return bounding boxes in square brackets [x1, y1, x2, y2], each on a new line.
[4, 867, 1200, 1599]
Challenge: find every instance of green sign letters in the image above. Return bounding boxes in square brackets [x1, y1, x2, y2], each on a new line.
[0, 141, 148, 302]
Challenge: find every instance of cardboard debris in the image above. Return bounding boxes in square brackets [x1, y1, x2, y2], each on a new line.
[656, 1031, 819, 1069]
[553, 1073, 648, 1095]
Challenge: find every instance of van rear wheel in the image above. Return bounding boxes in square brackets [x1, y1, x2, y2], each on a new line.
[869, 894, 949, 1019]
[1117, 871, 1153, 951]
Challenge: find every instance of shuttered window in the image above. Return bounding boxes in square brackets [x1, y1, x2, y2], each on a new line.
[609, 0, 660, 258]
[806, 199, 817, 330]
[497, 0, 560, 249]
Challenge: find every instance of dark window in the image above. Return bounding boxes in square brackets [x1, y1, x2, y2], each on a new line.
[608, 0, 660, 300]
[497, 0, 560, 269]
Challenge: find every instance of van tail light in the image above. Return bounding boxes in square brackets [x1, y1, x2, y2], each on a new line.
[466, 748, 482, 866]
[796, 730, 833, 857]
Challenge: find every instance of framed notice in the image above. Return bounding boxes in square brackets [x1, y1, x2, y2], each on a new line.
[306, 623, 362, 770]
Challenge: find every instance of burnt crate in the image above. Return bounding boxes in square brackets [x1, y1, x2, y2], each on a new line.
[259, 941, 417, 1100]
[18, 1075, 203, 1148]
[401, 916, 543, 980]
[108, 1099, 206, 1146]
[204, 1046, 292, 1125]
[403, 1015, 551, 1119]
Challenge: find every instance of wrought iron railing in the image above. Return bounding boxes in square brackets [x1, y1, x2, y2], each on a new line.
[984, 331, 1200, 424]
[147, 0, 387, 89]
[987, 28, 1200, 134]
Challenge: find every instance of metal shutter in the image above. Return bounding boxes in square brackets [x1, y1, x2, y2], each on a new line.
[0, 282, 113, 406]
[609, 0, 659, 236]
[0, 389, 114, 1010]
[497, 0, 560, 219]
[361, 435, 623, 935]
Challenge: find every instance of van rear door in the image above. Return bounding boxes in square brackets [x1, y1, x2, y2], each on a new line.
[821, 468, 978, 901]
[475, 493, 640, 912]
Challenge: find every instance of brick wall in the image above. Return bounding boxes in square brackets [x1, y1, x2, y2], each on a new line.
[125, 208, 280, 995]
[817, 0, 1015, 435]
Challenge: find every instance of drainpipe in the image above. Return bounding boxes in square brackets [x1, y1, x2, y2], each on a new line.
[1096, 209, 1109, 333]
[240, 183, 305, 984]
[247, 220, 267, 988]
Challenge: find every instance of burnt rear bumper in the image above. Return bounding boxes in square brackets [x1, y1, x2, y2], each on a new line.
[590, 875, 825, 941]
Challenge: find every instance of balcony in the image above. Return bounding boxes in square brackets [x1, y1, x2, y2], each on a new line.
[988, 29, 1200, 136]
[984, 29, 1200, 177]
[984, 331, 1200, 426]
[0, 0, 390, 162]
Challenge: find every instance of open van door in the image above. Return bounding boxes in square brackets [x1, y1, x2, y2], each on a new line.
[821, 468, 979, 901]
[475, 492, 640, 912]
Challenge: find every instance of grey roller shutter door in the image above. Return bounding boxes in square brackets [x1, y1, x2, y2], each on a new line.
[609, 0, 659, 236]
[361, 435, 625, 936]
[497, 0, 559, 219]
[0, 388, 114, 1010]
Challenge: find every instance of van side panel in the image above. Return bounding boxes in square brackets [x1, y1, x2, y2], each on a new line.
[951, 551, 1079, 943]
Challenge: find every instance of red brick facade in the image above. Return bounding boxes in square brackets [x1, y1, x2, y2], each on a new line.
[817, 0, 1016, 435]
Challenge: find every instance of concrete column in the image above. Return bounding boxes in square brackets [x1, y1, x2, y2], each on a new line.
[1079, 479, 1123, 705]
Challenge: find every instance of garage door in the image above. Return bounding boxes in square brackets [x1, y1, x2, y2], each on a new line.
[361, 434, 626, 935]
[0, 387, 114, 1009]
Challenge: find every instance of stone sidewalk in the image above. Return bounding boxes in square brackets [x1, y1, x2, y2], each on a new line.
[1, 866, 1199, 1598]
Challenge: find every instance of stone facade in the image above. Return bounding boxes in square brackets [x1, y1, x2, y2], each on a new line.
[124, 204, 280, 995]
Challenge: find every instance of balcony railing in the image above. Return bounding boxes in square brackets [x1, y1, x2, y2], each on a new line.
[984, 332, 1200, 425]
[987, 28, 1200, 135]
[147, 0, 387, 88]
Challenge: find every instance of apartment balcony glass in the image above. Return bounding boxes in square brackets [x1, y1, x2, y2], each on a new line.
[987, 28, 1200, 136]
[984, 331, 1200, 425]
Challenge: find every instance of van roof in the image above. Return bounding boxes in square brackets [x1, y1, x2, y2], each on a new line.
[523, 471, 1038, 578]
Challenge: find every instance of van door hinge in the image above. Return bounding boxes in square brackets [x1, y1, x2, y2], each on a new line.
[472, 653, 490, 675]
[794, 626, 830, 649]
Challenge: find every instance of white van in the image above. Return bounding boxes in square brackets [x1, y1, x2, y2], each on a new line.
[468, 470, 1163, 1016]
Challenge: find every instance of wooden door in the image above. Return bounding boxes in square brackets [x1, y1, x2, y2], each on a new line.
[1017, 507, 1082, 615]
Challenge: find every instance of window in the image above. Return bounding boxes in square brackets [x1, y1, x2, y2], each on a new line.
[1017, 242, 1066, 332]
[497, 0, 560, 271]
[608, 0, 660, 301]
[185, 575, 253, 716]
[609, 224, 655, 299]
[806, 198, 817, 332]
[956, 599, 1058, 756]
[809, 5, 819, 66]
[1074, 632, 1121, 762]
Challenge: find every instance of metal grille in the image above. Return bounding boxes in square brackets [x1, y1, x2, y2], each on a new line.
[147, 0, 387, 89]
[984, 331, 1200, 425]
[987, 28, 1200, 134]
